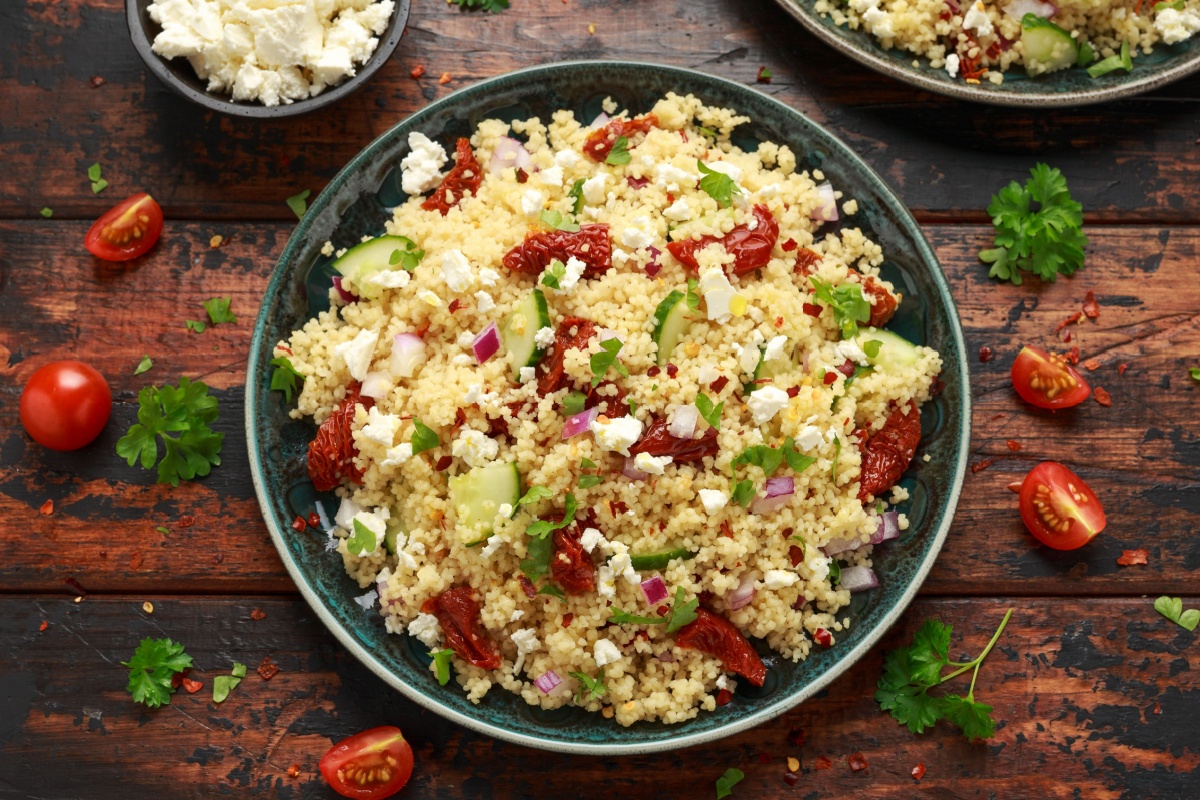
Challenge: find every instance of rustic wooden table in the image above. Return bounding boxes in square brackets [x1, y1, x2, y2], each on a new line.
[2, 0, 1199, 797]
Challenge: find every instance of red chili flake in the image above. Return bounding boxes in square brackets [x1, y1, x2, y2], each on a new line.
[665, 364, 679, 379]
[784, 772, 800, 787]
[1117, 549, 1149, 566]
[709, 375, 729, 393]
[978, 345, 993, 363]
[1153, 702, 1162, 715]
[782, 238, 798, 252]
[836, 359, 855, 378]
[38, 620, 48, 632]
[755, 66, 772, 84]
[90, 75, 106, 88]
[415, 322, 431, 339]
[257, 656, 281, 681]
[250, 608, 267, 621]
[1061, 329, 1073, 343]
[130, 551, 144, 569]
[716, 688, 734, 706]
[786, 385, 800, 398]
[647, 365, 661, 378]
[666, 193, 675, 204]
[813, 628, 833, 647]
[64, 576, 87, 596]
[515, 168, 529, 184]
[848, 752, 869, 772]
[435, 455, 453, 471]
[438, 72, 452, 85]
[178, 515, 195, 528]
[1094, 387, 1112, 406]
[912, 762, 926, 781]
[212, 553, 225, 565]
[1083, 290, 1100, 319]
[519, 575, 537, 598]
[39, 499, 54, 515]
[561, 613, 574, 627]
[627, 176, 650, 190]
[803, 302, 823, 318]
[410, 64, 426, 79]
[1083, 358, 1101, 371]
[171, 672, 186, 689]
[287, 764, 301, 779]
[788, 727, 806, 747]
[448, 298, 463, 314]
[1006, 440, 1022, 451]
[291, 515, 307, 532]
[823, 371, 837, 386]
[308, 512, 321, 528]
[814, 755, 833, 770]
[1118, 363, 1128, 375]
[1056, 311, 1083, 332]
[757, 752, 772, 765]
[774, 316, 784, 329]
[181, 677, 203, 694]
[720, 520, 734, 539]
[971, 458, 995, 474]
[1066, 346, 1081, 365]
[789, 545, 804, 567]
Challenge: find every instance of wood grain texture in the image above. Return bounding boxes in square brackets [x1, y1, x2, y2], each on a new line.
[3, 0, 1200, 223]
[1, 596, 1195, 799]
[1, 221, 1197, 596]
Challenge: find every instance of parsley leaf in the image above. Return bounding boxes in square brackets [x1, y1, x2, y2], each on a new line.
[449, 0, 509, 11]
[286, 189, 311, 219]
[40, 207, 53, 218]
[348, 519, 377, 555]
[715, 767, 745, 799]
[578, 474, 603, 489]
[1189, 367, 1200, 383]
[541, 259, 567, 289]
[863, 339, 883, 359]
[686, 278, 701, 311]
[875, 609, 1013, 741]
[828, 558, 841, 584]
[1155, 596, 1200, 631]
[695, 125, 719, 139]
[410, 418, 440, 455]
[731, 445, 785, 477]
[122, 637, 193, 708]
[697, 160, 742, 209]
[831, 436, 842, 483]
[1086, 39, 1132, 78]
[518, 485, 555, 507]
[116, 378, 224, 486]
[569, 670, 607, 703]
[810, 277, 871, 339]
[526, 493, 577, 538]
[185, 319, 207, 333]
[537, 584, 566, 599]
[562, 390, 588, 415]
[605, 136, 631, 166]
[269, 356, 304, 403]
[430, 649, 455, 685]
[732, 479, 756, 507]
[540, 210, 580, 232]
[87, 162, 108, 194]
[212, 662, 246, 704]
[520, 534, 553, 582]
[666, 586, 699, 633]
[610, 608, 667, 625]
[134, 356, 153, 376]
[590, 338, 629, 386]
[568, 179, 585, 215]
[782, 437, 817, 473]
[695, 393, 724, 430]
[978, 163, 1088, 285]
[388, 236, 425, 271]
[203, 297, 237, 325]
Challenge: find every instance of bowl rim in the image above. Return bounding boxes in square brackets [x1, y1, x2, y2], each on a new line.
[245, 59, 972, 754]
[771, 0, 1200, 107]
[124, 0, 411, 119]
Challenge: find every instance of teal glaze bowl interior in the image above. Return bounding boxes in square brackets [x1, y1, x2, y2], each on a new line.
[245, 60, 971, 754]
[773, 0, 1200, 106]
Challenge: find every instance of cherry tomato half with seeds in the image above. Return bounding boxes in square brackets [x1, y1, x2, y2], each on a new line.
[319, 726, 414, 800]
[20, 360, 112, 451]
[84, 192, 163, 261]
[1018, 461, 1106, 550]
[1010, 345, 1090, 410]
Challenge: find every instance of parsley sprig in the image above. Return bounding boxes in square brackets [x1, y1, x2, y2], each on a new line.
[810, 277, 870, 339]
[875, 609, 1014, 741]
[979, 163, 1088, 285]
[695, 392, 724, 430]
[605, 136, 632, 166]
[569, 670, 607, 703]
[540, 210, 580, 232]
[430, 649, 455, 685]
[1154, 596, 1199, 631]
[541, 259, 567, 289]
[410, 418, 440, 455]
[122, 637, 193, 708]
[568, 179, 585, 215]
[388, 236, 425, 271]
[610, 587, 699, 633]
[270, 356, 304, 403]
[715, 767, 745, 799]
[116, 378, 225, 486]
[697, 160, 742, 209]
[526, 493, 577, 538]
[590, 338, 629, 386]
[450, 0, 509, 10]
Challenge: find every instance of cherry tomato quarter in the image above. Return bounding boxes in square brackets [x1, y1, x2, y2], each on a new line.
[84, 193, 163, 261]
[319, 726, 414, 800]
[20, 360, 112, 451]
[1018, 461, 1106, 550]
[1010, 346, 1090, 410]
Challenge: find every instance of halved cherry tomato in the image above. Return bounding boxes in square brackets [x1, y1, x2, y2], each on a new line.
[84, 193, 163, 261]
[1010, 345, 1090, 409]
[319, 726, 414, 800]
[20, 360, 112, 451]
[1018, 461, 1106, 550]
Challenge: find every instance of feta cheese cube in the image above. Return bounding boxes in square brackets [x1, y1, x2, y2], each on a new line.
[408, 613, 442, 647]
[582, 173, 607, 205]
[620, 216, 655, 250]
[945, 53, 961, 78]
[521, 189, 544, 218]
[698, 489, 728, 515]
[538, 165, 564, 187]
[698, 267, 739, 323]
[580, 527, 606, 553]
[764, 334, 788, 363]
[837, 338, 870, 366]
[361, 406, 401, 447]
[534, 326, 556, 348]
[593, 638, 622, 667]
[451, 429, 499, 467]
[479, 267, 500, 286]
[793, 425, 824, 452]
[440, 249, 474, 293]
[333, 328, 379, 381]
[475, 290, 495, 312]
[633, 452, 673, 475]
[519, 366, 537, 384]
[762, 569, 799, 590]
[560, 256, 586, 292]
[746, 385, 790, 425]
[962, 2, 993, 37]
[589, 415, 644, 456]
[663, 197, 692, 221]
[510, 628, 540, 673]
[417, 290, 443, 308]
[368, 269, 410, 289]
[382, 442, 413, 467]
[401, 133, 448, 195]
[555, 149, 580, 169]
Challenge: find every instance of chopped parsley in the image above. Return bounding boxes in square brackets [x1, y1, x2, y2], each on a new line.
[540, 209, 580, 232]
[541, 259, 567, 289]
[578, 474, 603, 489]
[537, 584, 566, 599]
[520, 534, 553, 582]
[810, 277, 871, 339]
[978, 163, 1087, 285]
[122, 637, 193, 708]
[87, 162, 108, 194]
[347, 519, 377, 555]
[562, 390, 588, 415]
[732, 478, 756, 507]
[695, 392, 724, 430]
[388, 236, 425, 271]
[610, 587, 698, 633]
[410, 418, 440, 455]
[212, 662, 247, 704]
[185, 319, 207, 333]
[828, 558, 841, 585]
[695, 125, 719, 139]
[269, 356, 304, 403]
[40, 207, 53, 218]
[156, 525, 170, 535]
[134, 355, 153, 375]
[875, 609, 1013, 741]
[1087, 39, 1132, 78]
[732, 444, 785, 477]
[1154, 0, 1184, 8]
[605, 136, 632, 166]
[686, 277, 701, 311]
[715, 767, 745, 799]
[517, 485, 555, 507]
[1154, 596, 1199, 631]
[285, 189, 311, 219]
[568, 178, 585, 215]
[863, 339, 883, 359]
[116, 377, 224, 486]
[628, 399, 637, 416]
[569, 670, 607, 703]
[203, 297, 237, 325]
[697, 160, 742, 209]
[756, 65, 773, 83]
[430, 649, 455, 685]
[449, 0, 509, 11]
[831, 436, 842, 483]
[1191, 367, 1200, 383]
[526, 493, 578, 538]
[590, 338, 629, 386]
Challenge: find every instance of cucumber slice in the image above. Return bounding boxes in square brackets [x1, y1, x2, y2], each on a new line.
[501, 289, 551, 381]
[651, 290, 692, 366]
[332, 235, 419, 299]
[853, 328, 921, 370]
[1021, 15, 1079, 76]
[449, 462, 521, 546]
[629, 545, 697, 571]
[383, 513, 408, 555]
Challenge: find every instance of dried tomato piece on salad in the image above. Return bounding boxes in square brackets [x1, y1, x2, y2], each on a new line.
[502, 224, 613, 279]
[859, 275, 899, 327]
[666, 204, 779, 276]
[792, 247, 823, 275]
[308, 384, 373, 492]
[421, 138, 483, 216]
[628, 417, 719, 464]
[585, 380, 628, 419]
[857, 403, 921, 502]
[582, 114, 658, 162]
[537, 317, 597, 395]
[421, 586, 502, 670]
[550, 525, 596, 596]
[675, 608, 766, 686]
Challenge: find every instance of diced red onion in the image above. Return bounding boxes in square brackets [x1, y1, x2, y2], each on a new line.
[360, 371, 391, 400]
[944, 0, 960, 12]
[645, 245, 663, 278]
[390, 333, 426, 378]
[562, 406, 599, 439]
[597, 328, 621, 344]
[622, 457, 649, 481]
[627, 176, 649, 189]
[813, 627, 833, 647]
[1002, 0, 1056, 19]
[667, 404, 699, 439]
[534, 670, 562, 694]
[822, 536, 862, 556]
[590, 111, 610, 128]
[488, 136, 533, 176]
[727, 573, 756, 610]
[870, 510, 901, 544]
[810, 182, 839, 223]
[332, 276, 358, 303]
[656, 650, 676, 663]
[839, 566, 879, 593]
[749, 476, 795, 515]
[641, 576, 668, 606]
[472, 322, 501, 364]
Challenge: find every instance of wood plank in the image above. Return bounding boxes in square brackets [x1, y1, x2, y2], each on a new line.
[0, 220, 1197, 596]
[2, 595, 1195, 798]
[3, 0, 1200, 223]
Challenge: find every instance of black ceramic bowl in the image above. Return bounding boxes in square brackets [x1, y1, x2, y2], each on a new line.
[126, 0, 411, 118]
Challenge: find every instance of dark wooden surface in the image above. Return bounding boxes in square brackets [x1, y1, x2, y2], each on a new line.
[2, 0, 1199, 797]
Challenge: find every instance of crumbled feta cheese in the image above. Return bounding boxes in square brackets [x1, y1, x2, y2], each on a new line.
[348, 510, 386, 554]
[479, 267, 500, 286]
[597, 564, 617, 598]
[862, 6, 895, 38]
[582, 173, 607, 205]
[521, 189, 545, 218]
[519, 366, 537, 384]
[620, 217, 655, 250]
[354, 590, 378, 611]
[663, 197, 692, 222]
[400, 132, 447, 194]
[333, 328, 378, 381]
[361, 406, 401, 447]
[417, 290, 443, 308]
[762, 569, 799, 590]
[654, 162, 694, 191]
[509, 608, 525, 622]
[611, 248, 632, 264]
[698, 267, 739, 323]
[451, 353, 473, 365]
[747, 385, 790, 425]
[698, 364, 720, 384]
[408, 613, 442, 647]
[451, 428, 499, 467]
[962, 1, 993, 38]
[538, 165, 564, 187]
[1156, 7, 1200, 44]
[716, 675, 733, 691]
[560, 256, 586, 292]
[534, 326, 556, 348]
[593, 638, 622, 667]
[510, 628, 539, 673]
[589, 415, 644, 456]
[554, 149, 580, 169]
[703, 160, 742, 183]
[440, 249, 474, 293]
[382, 442, 412, 467]
[481, 535, 503, 557]
[793, 425, 824, 452]
[837, 338, 870, 366]
[606, 542, 640, 585]
[764, 335, 788, 363]
[757, 183, 780, 200]
[474, 290, 495, 313]
[698, 489, 728, 515]
[580, 527, 606, 553]
[737, 334, 764, 375]
[456, 331, 476, 348]
[335, 497, 363, 530]
[944, 53, 961, 78]
[464, 383, 489, 404]
[633, 452, 673, 475]
[498, 503, 513, 518]
[368, 268, 410, 289]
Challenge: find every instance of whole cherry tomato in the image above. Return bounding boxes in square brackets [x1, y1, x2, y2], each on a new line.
[20, 360, 112, 450]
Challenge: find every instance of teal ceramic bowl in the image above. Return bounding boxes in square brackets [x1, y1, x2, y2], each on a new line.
[773, 0, 1200, 106]
[246, 61, 970, 754]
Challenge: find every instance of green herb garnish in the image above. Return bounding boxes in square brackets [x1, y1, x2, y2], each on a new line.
[134, 356, 153, 376]
[609, 587, 698, 633]
[541, 259, 567, 289]
[116, 378, 224, 486]
[831, 436, 842, 483]
[537, 584, 566, 599]
[695, 125, 719, 139]
[697, 160, 742, 209]
[212, 662, 247, 704]
[715, 767, 745, 799]
[1155, 596, 1199, 631]
[430, 648, 455, 685]
[810, 277, 871, 339]
[347, 519, 379, 555]
[40, 207, 53, 218]
[829, 559, 841, 585]
[563, 390, 588, 415]
[269, 356, 304, 403]
[121, 637, 193, 708]
[185, 319, 207, 333]
[695, 393, 724, 430]
[686, 278, 701, 311]
[568, 178, 585, 215]
[285, 189, 311, 219]
[1190, 367, 1200, 383]
[520, 534, 553, 582]
[731, 445, 785, 477]
[526, 493, 578, 538]
[590, 338, 629, 386]
[410, 418, 440, 455]
[518, 485, 555, 507]
[605, 136, 631, 166]
[88, 162, 108, 194]
[863, 339, 883, 359]
[449, 0, 509, 9]
[569, 670, 607, 703]
[203, 297, 237, 325]
[732, 479, 756, 507]
[388, 236, 425, 271]
[1087, 39, 1132, 78]
[540, 210, 580, 232]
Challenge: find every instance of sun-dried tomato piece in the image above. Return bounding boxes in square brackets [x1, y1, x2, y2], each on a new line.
[421, 586, 502, 670]
[912, 762, 926, 781]
[675, 608, 766, 686]
[585, 380, 628, 419]
[629, 417, 719, 464]
[583, 114, 658, 162]
[857, 404, 921, 502]
[257, 656, 280, 680]
[502, 224, 612, 279]
[793, 247, 822, 275]
[1117, 549, 1148, 566]
[803, 302, 823, 318]
[709, 375, 729, 394]
[551, 525, 596, 595]
[537, 317, 597, 395]
[716, 688, 733, 706]
[181, 677, 203, 694]
[666, 204, 779, 276]
[859, 275, 899, 327]
[518, 575, 537, 598]
[848, 752, 869, 772]
[1094, 386, 1112, 406]
[421, 138, 483, 216]
[789, 545, 804, 567]
[308, 385, 373, 492]
[1083, 290, 1100, 319]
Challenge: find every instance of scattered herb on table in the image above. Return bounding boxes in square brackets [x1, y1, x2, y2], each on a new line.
[410, 418, 440, 455]
[1190, 367, 1200, 383]
[810, 277, 870, 339]
[212, 662, 247, 704]
[122, 637, 193, 708]
[715, 767, 745, 799]
[569, 670, 607, 703]
[756, 66, 773, 83]
[40, 207, 53, 218]
[269, 356, 304, 403]
[590, 338, 629, 385]
[697, 160, 742, 208]
[134, 355, 153, 375]
[1154, 596, 1199, 632]
[605, 136, 631, 166]
[449, 0, 509, 9]
[430, 649, 455, 686]
[116, 377, 224, 486]
[203, 297, 237, 325]
[87, 162, 109, 194]
[285, 189, 311, 219]
[185, 319, 207, 333]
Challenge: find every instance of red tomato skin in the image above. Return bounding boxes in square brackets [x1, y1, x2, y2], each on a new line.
[1018, 462, 1106, 551]
[84, 193, 164, 261]
[20, 361, 112, 451]
[1011, 346, 1090, 410]
[675, 608, 766, 686]
[319, 726, 414, 800]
